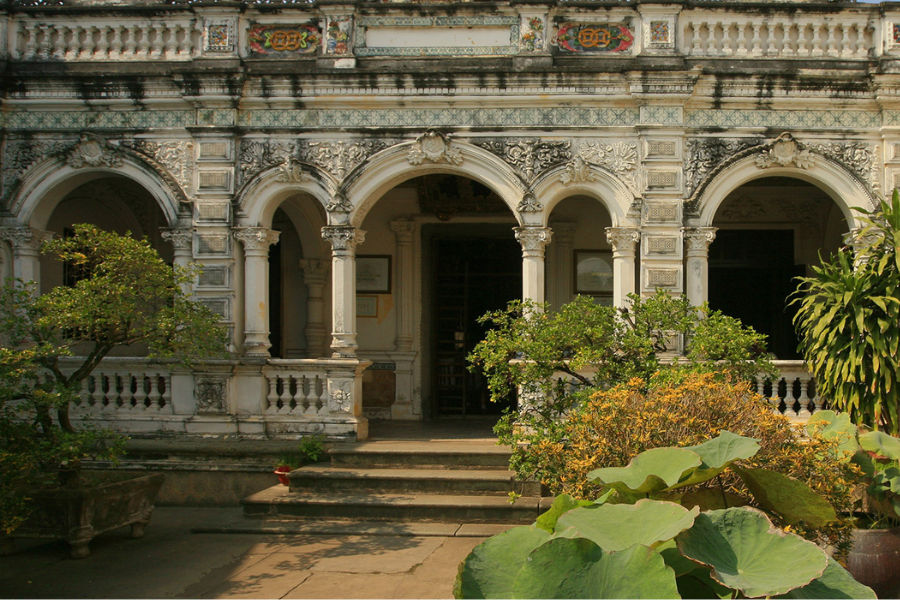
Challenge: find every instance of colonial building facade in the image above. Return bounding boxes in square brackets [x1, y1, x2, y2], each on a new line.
[0, 0, 894, 440]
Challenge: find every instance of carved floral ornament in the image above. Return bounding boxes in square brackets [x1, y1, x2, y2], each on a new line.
[516, 193, 543, 213]
[67, 134, 123, 169]
[755, 134, 815, 170]
[275, 157, 312, 184]
[407, 131, 464, 166]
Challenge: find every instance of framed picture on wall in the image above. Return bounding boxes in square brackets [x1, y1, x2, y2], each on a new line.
[357, 255, 392, 294]
[574, 250, 613, 297]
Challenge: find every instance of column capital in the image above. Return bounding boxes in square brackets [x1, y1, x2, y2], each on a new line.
[683, 227, 718, 254]
[389, 219, 416, 243]
[299, 258, 329, 283]
[234, 227, 280, 252]
[514, 226, 552, 255]
[322, 226, 365, 253]
[0, 227, 54, 253]
[605, 227, 640, 254]
[160, 228, 193, 251]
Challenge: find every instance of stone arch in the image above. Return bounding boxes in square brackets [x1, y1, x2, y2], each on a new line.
[237, 164, 332, 225]
[343, 138, 527, 228]
[532, 162, 636, 227]
[692, 137, 877, 230]
[11, 152, 182, 230]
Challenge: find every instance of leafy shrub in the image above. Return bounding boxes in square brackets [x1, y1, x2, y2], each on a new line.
[498, 372, 856, 557]
[276, 435, 326, 469]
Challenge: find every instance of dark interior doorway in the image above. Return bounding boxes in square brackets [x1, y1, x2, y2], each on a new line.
[432, 236, 521, 418]
[708, 230, 804, 359]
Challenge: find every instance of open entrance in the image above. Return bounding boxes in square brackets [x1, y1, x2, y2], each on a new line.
[427, 227, 521, 419]
[709, 177, 846, 359]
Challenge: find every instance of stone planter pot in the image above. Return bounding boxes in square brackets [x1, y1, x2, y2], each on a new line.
[847, 526, 900, 598]
[274, 466, 291, 486]
[0, 472, 165, 559]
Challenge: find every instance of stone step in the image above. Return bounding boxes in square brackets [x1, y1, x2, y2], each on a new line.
[289, 465, 541, 497]
[328, 441, 512, 470]
[243, 485, 545, 524]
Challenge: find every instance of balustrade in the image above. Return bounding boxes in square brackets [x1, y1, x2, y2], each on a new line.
[62, 360, 174, 415]
[263, 362, 329, 416]
[757, 360, 823, 420]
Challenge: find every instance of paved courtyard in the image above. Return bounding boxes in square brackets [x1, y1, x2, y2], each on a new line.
[0, 507, 487, 599]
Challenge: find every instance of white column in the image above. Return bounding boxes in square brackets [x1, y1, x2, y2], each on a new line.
[160, 228, 193, 294]
[514, 226, 552, 305]
[605, 227, 640, 307]
[549, 222, 577, 309]
[322, 226, 365, 358]
[298, 258, 329, 358]
[683, 227, 717, 306]
[390, 219, 416, 351]
[0, 227, 54, 291]
[234, 227, 280, 357]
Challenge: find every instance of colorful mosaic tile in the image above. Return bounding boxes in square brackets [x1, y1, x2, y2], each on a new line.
[894, 23, 900, 44]
[198, 110, 236, 127]
[520, 16, 545, 53]
[685, 109, 880, 130]
[642, 106, 682, 125]
[650, 21, 669, 44]
[2, 110, 194, 130]
[885, 111, 900, 127]
[554, 23, 634, 53]
[249, 24, 320, 56]
[326, 16, 353, 56]
[205, 22, 233, 52]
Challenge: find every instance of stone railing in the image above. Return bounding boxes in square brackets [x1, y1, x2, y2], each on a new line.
[65, 358, 176, 416]
[679, 13, 875, 59]
[262, 360, 329, 416]
[757, 360, 822, 420]
[14, 18, 201, 61]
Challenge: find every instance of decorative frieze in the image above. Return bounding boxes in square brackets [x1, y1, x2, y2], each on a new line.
[520, 16, 546, 53]
[553, 23, 634, 53]
[198, 141, 231, 161]
[325, 16, 353, 55]
[204, 19, 235, 53]
[645, 139, 679, 159]
[644, 202, 680, 224]
[646, 170, 679, 190]
[238, 139, 395, 186]
[248, 23, 320, 57]
[475, 138, 570, 181]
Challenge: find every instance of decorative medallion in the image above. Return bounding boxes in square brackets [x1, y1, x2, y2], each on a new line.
[325, 192, 353, 214]
[554, 23, 634, 53]
[407, 131, 464, 166]
[328, 381, 353, 414]
[248, 24, 320, 56]
[205, 20, 234, 53]
[560, 156, 599, 185]
[195, 375, 228, 414]
[516, 193, 542, 213]
[67, 134, 123, 169]
[650, 21, 670, 44]
[755, 134, 815, 170]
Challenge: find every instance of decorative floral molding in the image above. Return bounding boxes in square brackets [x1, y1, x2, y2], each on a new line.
[195, 375, 228, 414]
[67, 134, 123, 169]
[238, 139, 394, 186]
[559, 156, 600, 186]
[407, 131, 463, 166]
[475, 138, 570, 181]
[755, 134, 815, 170]
[324, 193, 353, 214]
[328, 380, 353, 413]
[274, 157, 312, 184]
[516, 193, 542, 213]
[684, 137, 762, 198]
[577, 141, 638, 194]
[128, 140, 193, 190]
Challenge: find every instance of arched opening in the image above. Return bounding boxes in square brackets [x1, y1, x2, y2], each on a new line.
[709, 177, 846, 359]
[547, 194, 616, 310]
[357, 173, 521, 420]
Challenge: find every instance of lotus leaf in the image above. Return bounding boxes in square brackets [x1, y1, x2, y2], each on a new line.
[733, 467, 837, 527]
[859, 430, 900, 461]
[676, 507, 828, 598]
[588, 447, 701, 494]
[556, 499, 699, 551]
[675, 566, 733, 599]
[678, 489, 750, 512]
[775, 557, 876, 599]
[535, 493, 593, 533]
[678, 431, 761, 487]
[453, 525, 550, 599]
[512, 538, 679, 599]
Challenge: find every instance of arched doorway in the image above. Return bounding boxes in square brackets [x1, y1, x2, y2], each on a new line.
[709, 177, 846, 358]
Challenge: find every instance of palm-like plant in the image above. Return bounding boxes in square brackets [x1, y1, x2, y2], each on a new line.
[792, 190, 900, 434]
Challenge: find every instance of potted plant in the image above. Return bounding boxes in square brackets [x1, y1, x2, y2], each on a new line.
[0, 225, 226, 558]
[274, 435, 325, 486]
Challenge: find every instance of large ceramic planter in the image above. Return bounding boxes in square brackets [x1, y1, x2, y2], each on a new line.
[0, 472, 165, 559]
[847, 526, 900, 598]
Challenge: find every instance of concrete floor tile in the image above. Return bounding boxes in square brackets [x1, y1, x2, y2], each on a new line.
[311, 536, 445, 574]
[198, 555, 314, 599]
[283, 572, 403, 599]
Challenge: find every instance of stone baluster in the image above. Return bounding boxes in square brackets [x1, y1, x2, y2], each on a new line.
[514, 226, 552, 305]
[0, 227, 54, 292]
[683, 227, 717, 307]
[109, 25, 124, 59]
[751, 22, 763, 56]
[605, 227, 640, 308]
[164, 24, 179, 58]
[798, 22, 810, 56]
[826, 23, 839, 57]
[735, 22, 748, 55]
[390, 219, 416, 351]
[52, 26, 68, 59]
[691, 22, 703, 55]
[298, 258, 330, 358]
[234, 227, 281, 357]
[766, 23, 781, 56]
[322, 226, 365, 357]
[21, 23, 37, 60]
[797, 378, 812, 419]
[65, 26, 81, 60]
[150, 24, 164, 58]
[811, 23, 824, 56]
[124, 25, 138, 57]
[137, 25, 151, 57]
[95, 25, 110, 59]
[79, 25, 96, 60]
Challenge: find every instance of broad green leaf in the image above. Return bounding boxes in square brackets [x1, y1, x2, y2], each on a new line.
[805, 410, 860, 460]
[734, 467, 837, 527]
[534, 494, 594, 533]
[677, 507, 828, 598]
[677, 431, 760, 487]
[453, 525, 550, 599]
[678, 489, 750, 511]
[775, 558, 876, 599]
[556, 499, 699, 551]
[859, 430, 900, 461]
[657, 538, 702, 577]
[512, 538, 679, 599]
[676, 567, 734, 599]
[588, 447, 702, 494]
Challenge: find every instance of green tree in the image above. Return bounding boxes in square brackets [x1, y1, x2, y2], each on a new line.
[0, 224, 227, 532]
[793, 191, 900, 435]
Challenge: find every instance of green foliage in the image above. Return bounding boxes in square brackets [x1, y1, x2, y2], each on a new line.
[275, 435, 326, 469]
[0, 225, 227, 534]
[454, 433, 876, 600]
[808, 410, 900, 528]
[793, 190, 900, 434]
